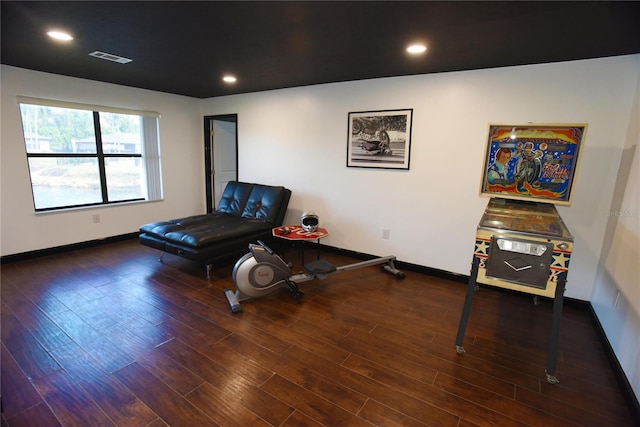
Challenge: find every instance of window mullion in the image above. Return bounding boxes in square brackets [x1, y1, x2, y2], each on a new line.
[93, 112, 109, 202]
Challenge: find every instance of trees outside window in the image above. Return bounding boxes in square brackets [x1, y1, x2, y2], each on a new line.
[18, 100, 162, 211]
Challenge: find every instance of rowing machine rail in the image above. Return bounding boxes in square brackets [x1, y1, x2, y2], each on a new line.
[224, 241, 404, 313]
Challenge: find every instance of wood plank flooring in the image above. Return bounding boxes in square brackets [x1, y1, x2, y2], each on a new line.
[1, 238, 637, 426]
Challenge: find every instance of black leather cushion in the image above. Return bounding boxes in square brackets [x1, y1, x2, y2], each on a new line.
[139, 219, 179, 237]
[163, 218, 271, 248]
[139, 212, 227, 238]
[241, 185, 285, 223]
[217, 181, 252, 215]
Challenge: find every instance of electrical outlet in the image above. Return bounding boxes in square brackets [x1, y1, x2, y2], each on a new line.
[92, 214, 101, 224]
[382, 229, 390, 240]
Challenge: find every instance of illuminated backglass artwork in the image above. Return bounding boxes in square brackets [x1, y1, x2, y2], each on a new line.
[480, 123, 588, 205]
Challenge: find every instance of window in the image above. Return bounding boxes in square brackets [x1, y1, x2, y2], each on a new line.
[18, 97, 162, 211]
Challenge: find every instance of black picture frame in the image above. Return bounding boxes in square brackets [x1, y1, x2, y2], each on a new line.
[347, 109, 413, 170]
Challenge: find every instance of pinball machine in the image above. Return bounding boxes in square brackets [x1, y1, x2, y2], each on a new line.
[455, 123, 587, 384]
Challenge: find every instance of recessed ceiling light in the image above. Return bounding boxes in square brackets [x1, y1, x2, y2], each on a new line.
[47, 30, 73, 41]
[223, 75, 237, 83]
[406, 44, 427, 54]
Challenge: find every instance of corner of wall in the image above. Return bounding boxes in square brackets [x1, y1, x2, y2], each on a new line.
[591, 53, 640, 405]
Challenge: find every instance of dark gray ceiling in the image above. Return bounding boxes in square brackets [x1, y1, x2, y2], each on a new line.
[2, 1, 639, 99]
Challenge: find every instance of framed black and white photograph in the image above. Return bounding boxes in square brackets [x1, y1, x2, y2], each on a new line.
[347, 109, 413, 169]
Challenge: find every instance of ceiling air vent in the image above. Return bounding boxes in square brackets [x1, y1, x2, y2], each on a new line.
[89, 51, 132, 64]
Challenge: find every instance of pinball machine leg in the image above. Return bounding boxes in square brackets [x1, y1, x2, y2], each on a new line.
[545, 272, 567, 384]
[455, 256, 480, 354]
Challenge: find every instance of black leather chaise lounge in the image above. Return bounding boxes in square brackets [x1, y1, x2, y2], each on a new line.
[139, 181, 291, 277]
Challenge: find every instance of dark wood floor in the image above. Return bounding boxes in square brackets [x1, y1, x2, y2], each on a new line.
[1, 238, 636, 426]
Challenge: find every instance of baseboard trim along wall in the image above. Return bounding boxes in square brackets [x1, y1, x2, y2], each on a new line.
[0, 232, 139, 264]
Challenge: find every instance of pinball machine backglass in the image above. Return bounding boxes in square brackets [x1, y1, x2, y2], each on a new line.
[480, 123, 587, 206]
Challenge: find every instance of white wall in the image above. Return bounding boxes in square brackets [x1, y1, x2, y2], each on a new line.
[202, 55, 639, 302]
[591, 56, 640, 403]
[1, 65, 205, 256]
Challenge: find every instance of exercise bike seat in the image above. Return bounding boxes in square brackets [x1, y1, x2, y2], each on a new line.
[304, 259, 337, 278]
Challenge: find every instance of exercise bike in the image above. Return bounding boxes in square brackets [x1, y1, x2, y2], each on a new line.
[224, 240, 405, 313]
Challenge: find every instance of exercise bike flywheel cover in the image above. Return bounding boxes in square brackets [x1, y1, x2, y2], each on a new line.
[301, 211, 319, 232]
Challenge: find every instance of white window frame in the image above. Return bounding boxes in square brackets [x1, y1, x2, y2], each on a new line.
[17, 96, 163, 211]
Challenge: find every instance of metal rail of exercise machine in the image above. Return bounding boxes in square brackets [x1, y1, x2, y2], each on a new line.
[224, 240, 405, 313]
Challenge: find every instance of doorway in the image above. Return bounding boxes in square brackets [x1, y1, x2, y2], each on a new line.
[204, 114, 238, 213]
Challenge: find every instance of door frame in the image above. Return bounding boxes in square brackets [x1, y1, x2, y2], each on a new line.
[204, 114, 238, 213]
